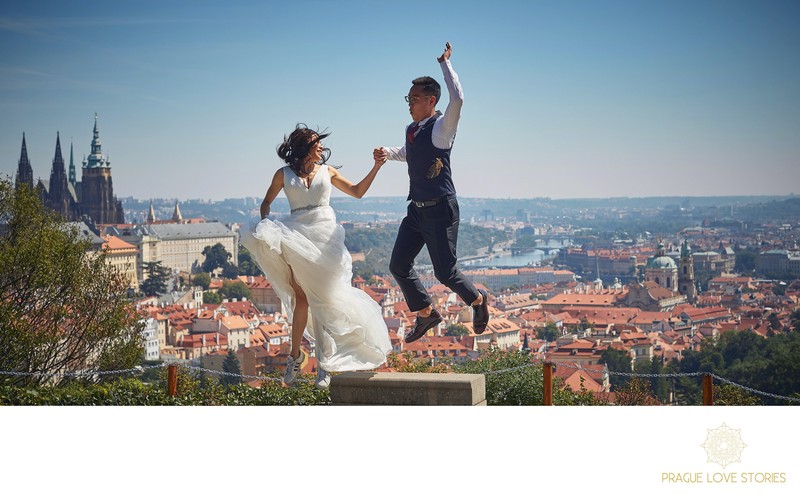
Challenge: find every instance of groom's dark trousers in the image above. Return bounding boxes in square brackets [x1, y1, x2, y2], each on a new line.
[389, 196, 480, 312]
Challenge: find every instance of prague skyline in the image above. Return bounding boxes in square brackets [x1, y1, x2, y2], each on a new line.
[2, 1, 799, 201]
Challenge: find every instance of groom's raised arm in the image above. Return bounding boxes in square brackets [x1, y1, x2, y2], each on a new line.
[432, 42, 463, 151]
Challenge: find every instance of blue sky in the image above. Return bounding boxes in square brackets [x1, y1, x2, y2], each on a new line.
[1, 0, 799, 200]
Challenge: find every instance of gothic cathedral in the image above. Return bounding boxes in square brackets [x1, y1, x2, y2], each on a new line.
[15, 114, 124, 225]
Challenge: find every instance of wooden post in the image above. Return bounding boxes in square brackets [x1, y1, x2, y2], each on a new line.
[543, 362, 553, 406]
[702, 374, 714, 406]
[168, 364, 178, 397]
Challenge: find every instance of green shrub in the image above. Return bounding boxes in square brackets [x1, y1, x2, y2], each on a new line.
[455, 347, 604, 405]
[2, 350, 609, 406]
[0, 372, 330, 406]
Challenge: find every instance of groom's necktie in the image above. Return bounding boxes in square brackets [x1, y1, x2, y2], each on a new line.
[407, 123, 420, 144]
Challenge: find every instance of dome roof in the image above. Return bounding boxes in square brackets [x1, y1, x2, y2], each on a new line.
[647, 255, 677, 269]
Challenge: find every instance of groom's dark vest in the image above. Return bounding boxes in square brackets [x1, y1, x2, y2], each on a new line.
[406, 111, 455, 202]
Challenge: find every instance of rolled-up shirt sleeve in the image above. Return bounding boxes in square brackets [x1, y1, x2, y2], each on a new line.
[382, 145, 406, 162]
[431, 59, 463, 150]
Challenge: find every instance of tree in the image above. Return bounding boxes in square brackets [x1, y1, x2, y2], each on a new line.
[614, 377, 660, 405]
[714, 383, 761, 406]
[768, 312, 781, 333]
[221, 349, 242, 387]
[791, 309, 800, 333]
[201, 243, 231, 274]
[221, 261, 239, 279]
[635, 357, 670, 404]
[600, 348, 633, 390]
[453, 347, 602, 405]
[0, 179, 143, 387]
[218, 281, 251, 301]
[734, 247, 758, 273]
[203, 291, 221, 304]
[672, 329, 800, 405]
[537, 323, 561, 342]
[141, 261, 170, 297]
[367, 276, 384, 286]
[352, 256, 386, 279]
[192, 272, 211, 290]
[444, 324, 470, 337]
[237, 247, 263, 276]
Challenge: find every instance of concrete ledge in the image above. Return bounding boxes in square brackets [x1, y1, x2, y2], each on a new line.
[329, 372, 486, 406]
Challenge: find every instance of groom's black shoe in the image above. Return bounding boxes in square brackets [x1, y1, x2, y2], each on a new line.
[472, 289, 490, 334]
[405, 309, 444, 344]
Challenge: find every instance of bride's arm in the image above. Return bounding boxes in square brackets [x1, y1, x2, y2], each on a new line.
[329, 152, 387, 199]
[259, 168, 284, 218]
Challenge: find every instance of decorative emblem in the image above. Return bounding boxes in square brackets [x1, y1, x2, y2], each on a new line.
[701, 423, 747, 469]
[427, 157, 443, 179]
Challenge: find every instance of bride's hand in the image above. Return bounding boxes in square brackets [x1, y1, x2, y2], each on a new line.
[373, 149, 388, 167]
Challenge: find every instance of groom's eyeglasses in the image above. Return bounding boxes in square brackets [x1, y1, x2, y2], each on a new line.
[405, 95, 431, 104]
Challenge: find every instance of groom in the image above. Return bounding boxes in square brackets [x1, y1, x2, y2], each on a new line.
[376, 42, 489, 343]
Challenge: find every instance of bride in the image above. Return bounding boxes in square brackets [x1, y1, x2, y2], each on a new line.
[241, 124, 392, 389]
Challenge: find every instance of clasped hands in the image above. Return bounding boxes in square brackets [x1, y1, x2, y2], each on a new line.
[373, 148, 388, 167]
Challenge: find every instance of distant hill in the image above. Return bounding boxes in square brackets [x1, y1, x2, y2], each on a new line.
[118, 194, 798, 226]
[735, 197, 800, 221]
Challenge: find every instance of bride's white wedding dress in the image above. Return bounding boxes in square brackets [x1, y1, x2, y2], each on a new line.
[241, 165, 391, 371]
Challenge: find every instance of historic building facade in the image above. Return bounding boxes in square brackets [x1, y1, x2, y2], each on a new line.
[624, 241, 691, 311]
[107, 221, 239, 280]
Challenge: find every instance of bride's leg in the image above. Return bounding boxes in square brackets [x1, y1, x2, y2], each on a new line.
[289, 270, 308, 360]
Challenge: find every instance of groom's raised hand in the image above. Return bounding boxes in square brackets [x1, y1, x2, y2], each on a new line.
[437, 41, 452, 63]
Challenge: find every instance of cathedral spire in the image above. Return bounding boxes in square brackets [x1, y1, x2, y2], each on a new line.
[147, 201, 156, 223]
[16, 132, 34, 189]
[47, 132, 70, 218]
[86, 113, 109, 169]
[68, 140, 77, 185]
[172, 200, 183, 222]
[53, 131, 64, 166]
[20, 132, 29, 163]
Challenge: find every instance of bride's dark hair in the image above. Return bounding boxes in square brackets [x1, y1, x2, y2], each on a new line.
[277, 124, 331, 177]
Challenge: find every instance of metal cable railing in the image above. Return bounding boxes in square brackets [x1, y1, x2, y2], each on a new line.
[481, 359, 800, 404]
[2, 359, 798, 403]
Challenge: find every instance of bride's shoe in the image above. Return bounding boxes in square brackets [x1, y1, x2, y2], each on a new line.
[283, 351, 306, 386]
[315, 367, 331, 390]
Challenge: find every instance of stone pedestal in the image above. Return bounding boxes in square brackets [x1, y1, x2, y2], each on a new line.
[329, 372, 486, 406]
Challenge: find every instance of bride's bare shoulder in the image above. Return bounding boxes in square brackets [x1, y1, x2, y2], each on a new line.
[269, 167, 286, 187]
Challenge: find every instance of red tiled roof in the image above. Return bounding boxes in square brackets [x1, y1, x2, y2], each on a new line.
[542, 293, 617, 306]
[102, 235, 137, 253]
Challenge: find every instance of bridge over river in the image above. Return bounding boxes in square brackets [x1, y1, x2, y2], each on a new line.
[460, 237, 573, 267]
[510, 236, 573, 255]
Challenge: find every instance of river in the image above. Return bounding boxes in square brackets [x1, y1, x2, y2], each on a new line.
[462, 239, 572, 268]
